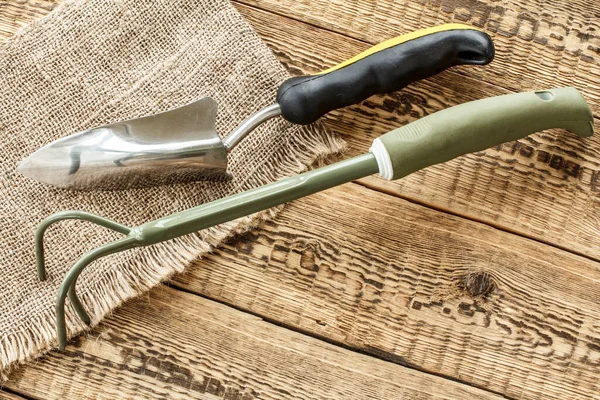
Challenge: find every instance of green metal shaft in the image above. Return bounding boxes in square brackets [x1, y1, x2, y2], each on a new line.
[136, 153, 379, 244]
[53, 152, 379, 349]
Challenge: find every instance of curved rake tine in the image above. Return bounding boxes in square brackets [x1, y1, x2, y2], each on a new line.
[36, 211, 132, 326]
[56, 236, 139, 350]
[36, 211, 132, 281]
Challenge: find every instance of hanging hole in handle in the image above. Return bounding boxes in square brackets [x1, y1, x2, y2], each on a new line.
[456, 50, 489, 65]
[535, 91, 554, 101]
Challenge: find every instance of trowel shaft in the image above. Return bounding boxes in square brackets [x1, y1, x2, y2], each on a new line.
[222, 104, 282, 150]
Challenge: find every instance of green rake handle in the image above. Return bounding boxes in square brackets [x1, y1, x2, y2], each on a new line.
[37, 87, 593, 350]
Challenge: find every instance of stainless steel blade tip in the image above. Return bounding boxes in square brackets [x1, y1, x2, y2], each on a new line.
[17, 97, 228, 189]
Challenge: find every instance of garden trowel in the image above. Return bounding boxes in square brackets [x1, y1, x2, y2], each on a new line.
[17, 24, 494, 190]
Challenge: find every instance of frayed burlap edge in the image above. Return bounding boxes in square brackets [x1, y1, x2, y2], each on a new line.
[1, 120, 346, 382]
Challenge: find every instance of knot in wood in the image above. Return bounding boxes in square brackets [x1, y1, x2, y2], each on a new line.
[461, 271, 495, 297]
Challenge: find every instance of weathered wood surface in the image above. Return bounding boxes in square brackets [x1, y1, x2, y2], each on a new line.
[0, 390, 25, 400]
[3, 1, 600, 400]
[236, 0, 600, 261]
[4, 286, 505, 400]
[0, 0, 54, 38]
[175, 183, 600, 400]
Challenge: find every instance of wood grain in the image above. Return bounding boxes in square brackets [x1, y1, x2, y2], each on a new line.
[3, 1, 600, 400]
[171, 183, 600, 400]
[0, 0, 55, 39]
[0, 390, 25, 400]
[4, 286, 505, 400]
[233, 1, 600, 261]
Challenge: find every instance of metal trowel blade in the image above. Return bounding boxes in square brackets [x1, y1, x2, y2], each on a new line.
[17, 97, 229, 190]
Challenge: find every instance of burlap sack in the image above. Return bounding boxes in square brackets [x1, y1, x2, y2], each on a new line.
[0, 0, 344, 380]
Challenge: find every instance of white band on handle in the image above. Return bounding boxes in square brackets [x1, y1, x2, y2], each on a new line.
[369, 138, 394, 180]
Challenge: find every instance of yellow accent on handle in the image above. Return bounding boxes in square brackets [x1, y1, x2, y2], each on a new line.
[318, 23, 481, 75]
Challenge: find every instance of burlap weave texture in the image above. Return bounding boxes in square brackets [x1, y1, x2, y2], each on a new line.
[0, 0, 344, 380]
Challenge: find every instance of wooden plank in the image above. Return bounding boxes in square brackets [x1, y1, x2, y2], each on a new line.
[4, 286, 504, 400]
[0, 4, 497, 399]
[0, 0, 56, 39]
[0, 390, 26, 400]
[232, 1, 600, 261]
[171, 182, 600, 400]
[0, 2, 496, 400]
[241, 0, 600, 100]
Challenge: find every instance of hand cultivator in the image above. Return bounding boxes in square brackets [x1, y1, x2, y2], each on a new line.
[34, 88, 593, 349]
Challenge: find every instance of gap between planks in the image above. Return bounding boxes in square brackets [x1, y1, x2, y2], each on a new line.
[166, 280, 513, 399]
[0, 388, 28, 400]
[354, 180, 600, 265]
[5, 285, 508, 400]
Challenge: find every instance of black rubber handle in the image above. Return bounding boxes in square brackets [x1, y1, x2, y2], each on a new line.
[275, 25, 495, 125]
